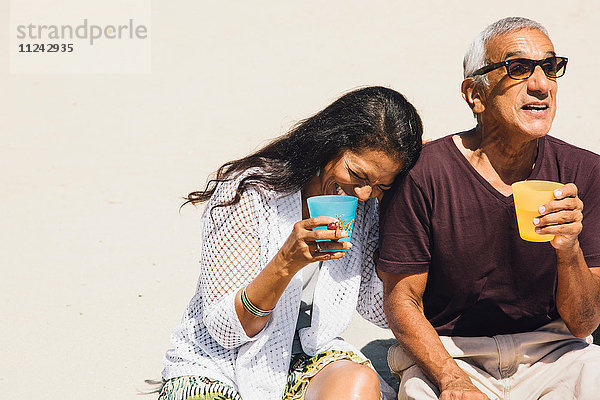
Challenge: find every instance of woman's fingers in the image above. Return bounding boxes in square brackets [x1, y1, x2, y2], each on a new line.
[281, 217, 353, 270]
[312, 240, 352, 252]
[300, 217, 350, 241]
[302, 216, 338, 230]
[313, 251, 347, 261]
[310, 228, 349, 242]
[309, 241, 347, 260]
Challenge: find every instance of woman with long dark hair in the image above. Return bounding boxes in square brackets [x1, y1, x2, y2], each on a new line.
[159, 86, 423, 400]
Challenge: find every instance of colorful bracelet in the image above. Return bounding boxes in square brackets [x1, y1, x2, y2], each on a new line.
[241, 287, 273, 317]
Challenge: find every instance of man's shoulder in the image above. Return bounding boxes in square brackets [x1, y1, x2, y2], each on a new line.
[544, 135, 600, 168]
[420, 133, 454, 153]
[408, 133, 463, 178]
[545, 135, 599, 156]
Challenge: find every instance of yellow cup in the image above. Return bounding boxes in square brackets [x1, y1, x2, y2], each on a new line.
[512, 180, 562, 242]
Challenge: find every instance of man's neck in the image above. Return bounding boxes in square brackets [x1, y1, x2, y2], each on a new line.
[453, 126, 539, 196]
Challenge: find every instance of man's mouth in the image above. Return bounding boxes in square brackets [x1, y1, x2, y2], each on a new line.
[522, 103, 549, 111]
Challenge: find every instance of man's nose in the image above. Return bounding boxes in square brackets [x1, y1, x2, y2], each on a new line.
[527, 64, 552, 93]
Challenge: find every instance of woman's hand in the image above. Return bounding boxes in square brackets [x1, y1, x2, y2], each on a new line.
[276, 216, 351, 275]
[236, 216, 351, 336]
[534, 183, 583, 251]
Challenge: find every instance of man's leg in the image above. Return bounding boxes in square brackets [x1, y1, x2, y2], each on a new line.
[396, 358, 502, 400]
[483, 320, 600, 399]
[397, 364, 439, 400]
[389, 337, 504, 400]
[521, 343, 600, 400]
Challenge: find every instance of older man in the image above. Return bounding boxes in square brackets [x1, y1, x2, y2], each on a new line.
[378, 17, 600, 400]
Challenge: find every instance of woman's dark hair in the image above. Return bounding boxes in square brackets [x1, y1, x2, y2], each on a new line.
[186, 86, 422, 208]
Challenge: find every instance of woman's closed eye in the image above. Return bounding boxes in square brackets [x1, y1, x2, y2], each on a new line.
[346, 166, 369, 186]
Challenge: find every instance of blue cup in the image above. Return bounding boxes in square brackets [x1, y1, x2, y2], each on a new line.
[306, 195, 358, 251]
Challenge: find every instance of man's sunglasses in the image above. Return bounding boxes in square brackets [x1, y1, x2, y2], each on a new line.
[471, 56, 568, 80]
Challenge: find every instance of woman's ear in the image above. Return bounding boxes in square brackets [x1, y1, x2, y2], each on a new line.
[461, 78, 486, 115]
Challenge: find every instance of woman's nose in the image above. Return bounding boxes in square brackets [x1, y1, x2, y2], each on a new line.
[354, 185, 373, 201]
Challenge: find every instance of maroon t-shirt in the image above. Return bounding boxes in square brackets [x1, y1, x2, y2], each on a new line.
[378, 133, 600, 337]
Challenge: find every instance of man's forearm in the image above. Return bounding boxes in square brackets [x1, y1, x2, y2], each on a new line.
[556, 242, 600, 337]
[537, 183, 600, 337]
[384, 294, 474, 392]
[381, 271, 490, 399]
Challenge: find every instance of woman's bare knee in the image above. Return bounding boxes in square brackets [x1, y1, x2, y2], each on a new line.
[305, 360, 380, 400]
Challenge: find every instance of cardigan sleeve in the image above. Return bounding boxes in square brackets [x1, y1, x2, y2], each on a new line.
[199, 174, 271, 349]
[356, 199, 389, 329]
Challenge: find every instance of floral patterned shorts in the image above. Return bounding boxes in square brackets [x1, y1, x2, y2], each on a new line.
[157, 375, 241, 400]
[159, 350, 375, 400]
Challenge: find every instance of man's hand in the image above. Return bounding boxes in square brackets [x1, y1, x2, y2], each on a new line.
[440, 378, 490, 400]
[534, 183, 583, 251]
[535, 182, 600, 337]
[381, 271, 492, 400]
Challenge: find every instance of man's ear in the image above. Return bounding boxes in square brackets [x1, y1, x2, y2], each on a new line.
[461, 78, 485, 115]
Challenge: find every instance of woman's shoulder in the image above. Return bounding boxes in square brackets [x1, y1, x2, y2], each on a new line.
[202, 168, 278, 231]
[212, 167, 276, 202]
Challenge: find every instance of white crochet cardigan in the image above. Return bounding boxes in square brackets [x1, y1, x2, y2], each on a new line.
[162, 169, 391, 400]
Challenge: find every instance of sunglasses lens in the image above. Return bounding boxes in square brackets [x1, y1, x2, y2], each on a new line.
[507, 59, 533, 79]
[506, 57, 568, 79]
[541, 57, 559, 78]
[554, 57, 567, 77]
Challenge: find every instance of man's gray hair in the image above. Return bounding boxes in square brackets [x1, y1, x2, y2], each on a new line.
[463, 17, 549, 86]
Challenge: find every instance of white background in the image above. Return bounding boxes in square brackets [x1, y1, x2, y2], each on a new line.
[1, 1, 599, 399]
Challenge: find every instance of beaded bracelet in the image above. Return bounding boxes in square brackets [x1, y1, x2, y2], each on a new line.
[241, 287, 273, 317]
